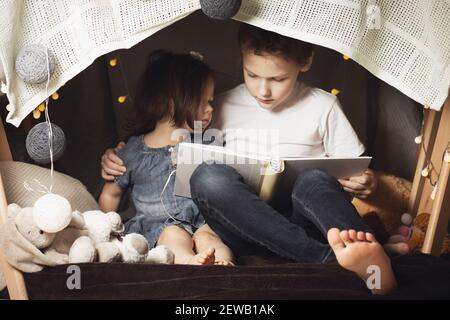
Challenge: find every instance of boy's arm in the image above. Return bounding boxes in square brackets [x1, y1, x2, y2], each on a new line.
[99, 181, 123, 212]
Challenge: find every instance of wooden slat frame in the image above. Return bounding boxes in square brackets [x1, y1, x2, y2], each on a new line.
[418, 96, 450, 256]
[408, 109, 441, 216]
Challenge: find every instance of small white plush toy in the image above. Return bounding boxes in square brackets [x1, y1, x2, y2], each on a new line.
[52, 208, 173, 264]
[6, 193, 174, 265]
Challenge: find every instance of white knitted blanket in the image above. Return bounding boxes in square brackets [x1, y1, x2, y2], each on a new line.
[0, 0, 449, 127]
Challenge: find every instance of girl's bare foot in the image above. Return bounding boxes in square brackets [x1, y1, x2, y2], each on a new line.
[214, 260, 235, 266]
[185, 247, 216, 265]
[327, 228, 397, 295]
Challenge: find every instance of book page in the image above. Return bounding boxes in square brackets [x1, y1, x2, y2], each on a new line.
[174, 143, 271, 198]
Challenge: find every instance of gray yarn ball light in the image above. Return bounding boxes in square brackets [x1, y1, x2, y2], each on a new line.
[15, 44, 56, 84]
[200, 0, 242, 20]
[26, 122, 66, 164]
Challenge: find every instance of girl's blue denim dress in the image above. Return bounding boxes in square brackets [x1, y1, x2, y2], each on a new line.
[115, 135, 205, 247]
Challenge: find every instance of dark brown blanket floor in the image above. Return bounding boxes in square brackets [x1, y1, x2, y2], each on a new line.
[17, 253, 450, 300]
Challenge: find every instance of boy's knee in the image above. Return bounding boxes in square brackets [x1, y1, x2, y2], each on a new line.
[293, 168, 335, 193]
[190, 162, 237, 198]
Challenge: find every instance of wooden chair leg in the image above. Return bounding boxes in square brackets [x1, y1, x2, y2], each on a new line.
[421, 157, 450, 255]
[408, 108, 441, 217]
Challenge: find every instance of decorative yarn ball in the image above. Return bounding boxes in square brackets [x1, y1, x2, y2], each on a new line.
[401, 213, 413, 226]
[200, 0, 242, 20]
[26, 122, 66, 164]
[15, 44, 56, 84]
[33, 193, 72, 233]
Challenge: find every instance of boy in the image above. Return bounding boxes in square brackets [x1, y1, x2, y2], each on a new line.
[102, 24, 400, 294]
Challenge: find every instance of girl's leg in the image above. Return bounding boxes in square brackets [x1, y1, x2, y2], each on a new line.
[157, 225, 215, 265]
[193, 224, 235, 265]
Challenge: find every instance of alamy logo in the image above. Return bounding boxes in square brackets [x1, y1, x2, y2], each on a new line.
[366, 265, 381, 290]
[66, 265, 81, 290]
[172, 121, 282, 166]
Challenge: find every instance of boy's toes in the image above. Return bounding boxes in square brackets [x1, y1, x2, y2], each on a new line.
[357, 231, 366, 241]
[327, 228, 345, 250]
[348, 229, 357, 241]
[365, 232, 376, 243]
[340, 230, 352, 245]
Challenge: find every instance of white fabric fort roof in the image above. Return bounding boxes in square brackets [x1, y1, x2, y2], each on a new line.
[0, 0, 449, 127]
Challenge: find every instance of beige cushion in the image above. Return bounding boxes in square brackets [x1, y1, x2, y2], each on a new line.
[0, 161, 99, 212]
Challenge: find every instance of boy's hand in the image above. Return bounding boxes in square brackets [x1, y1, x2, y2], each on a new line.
[338, 169, 378, 199]
[101, 142, 126, 181]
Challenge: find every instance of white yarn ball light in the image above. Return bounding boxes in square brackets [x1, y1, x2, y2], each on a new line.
[26, 122, 66, 164]
[401, 213, 413, 226]
[33, 193, 72, 233]
[200, 0, 242, 20]
[15, 44, 56, 84]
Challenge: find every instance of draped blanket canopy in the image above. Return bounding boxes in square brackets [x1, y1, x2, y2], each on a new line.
[0, 0, 449, 127]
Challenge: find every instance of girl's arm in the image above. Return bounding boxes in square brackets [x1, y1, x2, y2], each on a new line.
[99, 181, 123, 212]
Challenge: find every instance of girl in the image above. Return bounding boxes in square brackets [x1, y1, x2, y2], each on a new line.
[99, 50, 234, 266]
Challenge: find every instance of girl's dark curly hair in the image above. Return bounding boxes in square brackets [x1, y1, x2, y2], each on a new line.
[123, 50, 213, 140]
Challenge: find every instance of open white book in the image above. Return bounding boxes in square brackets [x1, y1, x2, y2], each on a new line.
[174, 143, 372, 204]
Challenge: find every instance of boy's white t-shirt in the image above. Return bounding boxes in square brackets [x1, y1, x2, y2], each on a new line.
[211, 82, 365, 159]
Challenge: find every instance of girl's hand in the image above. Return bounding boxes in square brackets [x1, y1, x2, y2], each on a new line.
[101, 142, 126, 181]
[338, 169, 378, 199]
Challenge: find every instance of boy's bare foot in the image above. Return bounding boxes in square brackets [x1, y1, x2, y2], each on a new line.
[327, 228, 397, 295]
[186, 247, 216, 265]
[214, 260, 235, 266]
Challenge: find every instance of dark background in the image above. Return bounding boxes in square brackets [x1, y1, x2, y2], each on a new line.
[1, 11, 423, 216]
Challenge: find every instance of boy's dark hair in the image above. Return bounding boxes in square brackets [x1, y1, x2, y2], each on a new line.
[238, 24, 313, 66]
[123, 50, 213, 139]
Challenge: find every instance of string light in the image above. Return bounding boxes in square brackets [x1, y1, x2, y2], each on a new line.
[109, 56, 134, 106]
[51, 92, 59, 100]
[33, 109, 41, 119]
[430, 183, 438, 200]
[421, 166, 429, 177]
[38, 103, 45, 112]
[416, 107, 450, 202]
[445, 151, 450, 163]
[414, 135, 422, 144]
[331, 88, 341, 96]
[109, 58, 118, 67]
[342, 55, 350, 60]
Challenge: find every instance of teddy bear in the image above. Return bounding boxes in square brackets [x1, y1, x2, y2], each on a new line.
[351, 171, 423, 253]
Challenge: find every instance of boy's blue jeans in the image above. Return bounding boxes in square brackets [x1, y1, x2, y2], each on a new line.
[190, 163, 374, 263]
